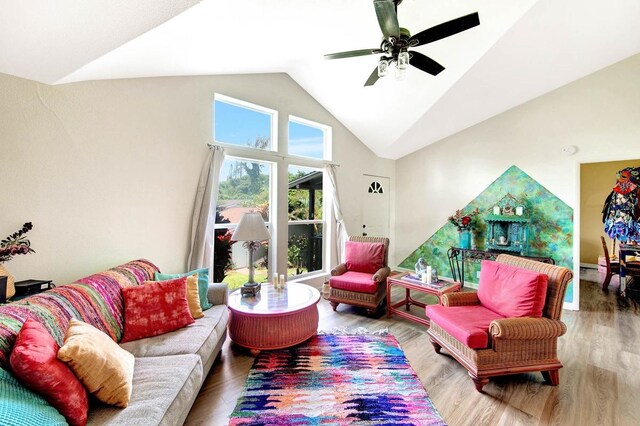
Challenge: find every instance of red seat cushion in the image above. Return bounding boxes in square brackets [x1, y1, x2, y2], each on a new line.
[427, 304, 504, 349]
[477, 260, 548, 318]
[330, 271, 378, 294]
[344, 241, 385, 274]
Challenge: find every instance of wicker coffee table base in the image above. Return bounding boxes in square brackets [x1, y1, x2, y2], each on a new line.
[228, 304, 319, 353]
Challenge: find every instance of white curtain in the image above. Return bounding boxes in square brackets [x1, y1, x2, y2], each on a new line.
[326, 164, 348, 263]
[187, 145, 225, 277]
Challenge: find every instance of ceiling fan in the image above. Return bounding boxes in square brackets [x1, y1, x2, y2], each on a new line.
[324, 0, 480, 86]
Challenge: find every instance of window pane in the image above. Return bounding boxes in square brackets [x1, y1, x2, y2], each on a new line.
[214, 99, 272, 150]
[288, 166, 322, 221]
[214, 227, 269, 291]
[288, 224, 323, 277]
[288, 120, 324, 159]
[218, 158, 271, 223]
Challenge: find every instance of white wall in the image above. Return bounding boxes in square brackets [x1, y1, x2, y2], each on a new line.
[395, 53, 640, 308]
[0, 72, 394, 284]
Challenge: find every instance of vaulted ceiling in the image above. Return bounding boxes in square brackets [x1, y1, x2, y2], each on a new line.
[2, 0, 639, 159]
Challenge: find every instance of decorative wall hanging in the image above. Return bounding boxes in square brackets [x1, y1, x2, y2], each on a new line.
[399, 166, 574, 304]
[602, 167, 640, 245]
[485, 194, 529, 255]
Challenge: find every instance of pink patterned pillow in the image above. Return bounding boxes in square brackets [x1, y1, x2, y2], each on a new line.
[121, 277, 194, 342]
[345, 241, 385, 274]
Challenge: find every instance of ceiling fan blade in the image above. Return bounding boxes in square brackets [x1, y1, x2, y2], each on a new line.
[373, 0, 400, 40]
[409, 12, 480, 47]
[324, 48, 383, 60]
[364, 67, 380, 86]
[409, 51, 445, 76]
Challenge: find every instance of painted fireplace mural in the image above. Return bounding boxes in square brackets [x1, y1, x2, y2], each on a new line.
[399, 165, 575, 304]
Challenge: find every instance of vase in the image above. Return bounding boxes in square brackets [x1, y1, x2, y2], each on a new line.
[459, 229, 471, 249]
[0, 264, 15, 301]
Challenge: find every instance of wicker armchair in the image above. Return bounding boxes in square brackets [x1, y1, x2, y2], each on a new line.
[328, 236, 391, 315]
[427, 254, 573, 392]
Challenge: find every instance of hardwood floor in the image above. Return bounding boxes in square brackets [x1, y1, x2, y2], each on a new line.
[185, 271, 640, 426]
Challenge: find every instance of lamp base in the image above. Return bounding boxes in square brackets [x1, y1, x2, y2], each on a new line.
[241, 282, 261, 297]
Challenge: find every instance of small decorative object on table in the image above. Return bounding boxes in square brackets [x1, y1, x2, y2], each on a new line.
[231, 213, 271, 298]
[0, 222, 36, 302]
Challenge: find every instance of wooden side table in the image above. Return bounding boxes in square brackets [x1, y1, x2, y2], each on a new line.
[387, 273, 461, 326]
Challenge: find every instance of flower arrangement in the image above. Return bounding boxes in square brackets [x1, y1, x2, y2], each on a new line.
[448, 208, 480, 231]
[0, 223, 35, 263]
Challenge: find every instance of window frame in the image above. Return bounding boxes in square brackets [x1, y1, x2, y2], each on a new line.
[288, 115, 332, 161]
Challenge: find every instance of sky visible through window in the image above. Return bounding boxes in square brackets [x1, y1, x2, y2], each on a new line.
[289, 121, 324, 160]
[214, 100, 271, 149]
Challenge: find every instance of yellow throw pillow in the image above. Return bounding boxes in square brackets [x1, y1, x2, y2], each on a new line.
[57, 319, 135, 408]
[186, 274, 204, 319]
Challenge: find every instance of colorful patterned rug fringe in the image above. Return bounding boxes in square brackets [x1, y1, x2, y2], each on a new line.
[229, 334, 446, 425]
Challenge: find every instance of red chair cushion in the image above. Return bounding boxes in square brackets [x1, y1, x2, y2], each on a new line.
[330, 271, 378, 294]
[427, 304, 504, 349]
[10, 319, 89, 426]
[477, 260, 548, 318]
[345, 241, 385, 274]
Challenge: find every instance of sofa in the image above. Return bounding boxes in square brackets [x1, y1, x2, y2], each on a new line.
[0, 259, 229, 425]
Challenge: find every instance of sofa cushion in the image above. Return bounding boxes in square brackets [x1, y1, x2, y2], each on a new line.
[477, 260, 549, 318]
[58, 319, 135, 408]
[345, 241, 385, 274]
[120, 306, 228, 365]
[121, 277, 195, 342]
[330, 271, 379, 294]
[427, 304, 504, 349]
[156, 267, 212, 311]
[10, 319, 88, 426]
[0, 367, 68, 426]
[87, 354, 203, 426]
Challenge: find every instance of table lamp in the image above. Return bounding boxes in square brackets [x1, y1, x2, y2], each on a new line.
[231, 212, 271, 297]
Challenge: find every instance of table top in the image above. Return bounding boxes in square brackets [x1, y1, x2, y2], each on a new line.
[388, 273, 460, 294]
[228, 282, 320, 315]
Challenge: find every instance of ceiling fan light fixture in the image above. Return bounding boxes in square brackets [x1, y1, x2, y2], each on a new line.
[395, 64, 406, 80]
[397, 50, 409, 70]
[377, 59, 389, 77]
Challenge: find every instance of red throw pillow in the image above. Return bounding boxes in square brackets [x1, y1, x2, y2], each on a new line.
[121, 277, 195, 342]
[345, 241, 385, 274]
[477, 260, 548, 318]
[10, 319, 89, 426]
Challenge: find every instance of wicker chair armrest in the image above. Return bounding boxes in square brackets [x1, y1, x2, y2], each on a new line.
[331, 263, 348, 276]
[490, 317, 567, 340]
[441, 292, 480, 307]
[373, 266, 391, 283]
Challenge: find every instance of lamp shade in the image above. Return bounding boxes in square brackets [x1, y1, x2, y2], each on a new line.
[231, 212, 271, 242]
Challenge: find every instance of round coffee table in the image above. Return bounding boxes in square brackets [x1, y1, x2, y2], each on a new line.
[227, 282, 320, 353]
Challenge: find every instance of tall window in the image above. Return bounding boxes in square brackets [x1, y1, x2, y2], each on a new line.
[288, 166, 323, 276]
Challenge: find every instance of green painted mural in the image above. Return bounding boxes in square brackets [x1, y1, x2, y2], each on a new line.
[399, 165, 574, 303]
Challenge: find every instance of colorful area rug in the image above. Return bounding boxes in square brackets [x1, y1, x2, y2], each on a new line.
[229, 334, 446, 425]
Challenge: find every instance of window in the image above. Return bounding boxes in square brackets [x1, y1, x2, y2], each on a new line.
[215, 157, 272, 289]
[288, 166, 323, 276]
[214, 95, 276, 151]
[288, 116, 330, 160]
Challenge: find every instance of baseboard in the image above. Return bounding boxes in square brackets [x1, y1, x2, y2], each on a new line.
[580, 263, 598, 269]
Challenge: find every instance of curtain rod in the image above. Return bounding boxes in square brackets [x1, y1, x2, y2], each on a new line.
[207, 143, 340, 167]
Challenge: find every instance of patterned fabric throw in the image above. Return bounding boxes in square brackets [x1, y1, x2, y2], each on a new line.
[229, 334, 446, 425]
[0, 259, 159, 369]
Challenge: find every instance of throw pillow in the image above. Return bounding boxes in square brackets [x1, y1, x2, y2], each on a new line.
[155, 274, 203, 319]
[0, 367, 67, 426]
[121, 277, 195, 342]
[10, 319, 88, 426]
[57, 319, 135, 408]
[345, 241, 385, 274]
[155, 267, 212, 310]
[477, 260, 549, 318]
